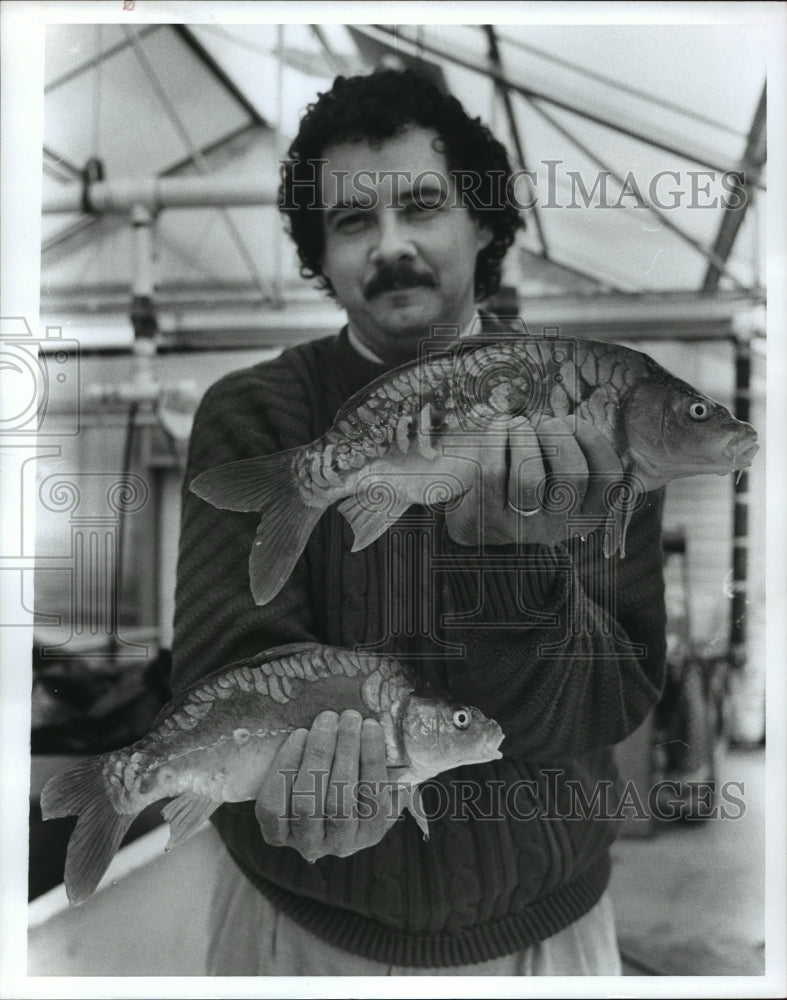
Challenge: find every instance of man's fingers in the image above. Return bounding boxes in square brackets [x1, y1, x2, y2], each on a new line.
[538, 418, 588, 518]
[288, 710, 338, 858]
[255, 727, 308, 846]
[324, 710, 362, 848]
[573, 420, 626, 523]
[506, 417, 546, 516]
[355, 718, 396, 847]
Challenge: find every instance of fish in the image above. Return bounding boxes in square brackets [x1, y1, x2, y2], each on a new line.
[190, 334, 759, 604]
[40, 642, 504, 906]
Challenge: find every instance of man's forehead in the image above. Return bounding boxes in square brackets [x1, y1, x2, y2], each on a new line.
[320, 126, 450, 203]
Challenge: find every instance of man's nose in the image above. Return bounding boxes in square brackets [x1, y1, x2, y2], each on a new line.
[369, 213, 416, 266]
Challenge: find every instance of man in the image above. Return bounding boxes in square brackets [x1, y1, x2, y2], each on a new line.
[173, 69, 666, 975]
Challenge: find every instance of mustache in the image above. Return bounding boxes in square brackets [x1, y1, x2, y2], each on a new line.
[364, 261, 436, 300]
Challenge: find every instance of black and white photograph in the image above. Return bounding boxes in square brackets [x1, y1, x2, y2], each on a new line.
[1, 2, 785, 997]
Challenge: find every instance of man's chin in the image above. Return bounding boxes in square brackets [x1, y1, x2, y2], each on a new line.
[373, 292, 441, 335]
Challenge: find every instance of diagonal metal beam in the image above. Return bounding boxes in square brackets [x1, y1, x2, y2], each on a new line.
[42, 124, 267, 259]
[524, 94, 750, 293]
[44, 24, 161, 93]
[43, 145, 84, 183]
[124, 27, 272, 303]
[702, 84, 766, 292]
[524, 249, 626, 294]
[171, 24, 267, 127]
[366, 24, 749, 180]
[160, 120, 263, 178]
[500, 33, 747, 140]
[309, 24, 345, 77]
[484, 25, 548, 258]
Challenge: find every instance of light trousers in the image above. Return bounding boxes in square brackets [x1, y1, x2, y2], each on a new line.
[206, 842, 622, 976]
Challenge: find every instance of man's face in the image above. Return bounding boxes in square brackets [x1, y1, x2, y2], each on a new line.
[319, 126, 493, 366]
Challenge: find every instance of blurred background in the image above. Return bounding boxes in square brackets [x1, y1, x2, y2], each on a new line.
[20, 18, 768, 979]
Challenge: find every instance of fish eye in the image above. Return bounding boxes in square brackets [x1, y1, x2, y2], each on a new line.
[688, 400, 712, 421]
[452, 707, 471, 730]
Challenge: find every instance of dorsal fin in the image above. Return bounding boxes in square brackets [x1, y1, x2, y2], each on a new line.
[333, 360, 418, 425]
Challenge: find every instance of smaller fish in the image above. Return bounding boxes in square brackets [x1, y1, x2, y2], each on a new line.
[41, 643, 503, 906]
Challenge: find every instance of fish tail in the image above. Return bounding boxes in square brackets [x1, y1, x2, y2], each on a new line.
[40, 756, 136, 906]
[189, 451, 324, 605]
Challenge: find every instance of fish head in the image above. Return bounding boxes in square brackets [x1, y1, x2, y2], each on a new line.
[622, 377, 758, 490]
[400, 696, 504, 780]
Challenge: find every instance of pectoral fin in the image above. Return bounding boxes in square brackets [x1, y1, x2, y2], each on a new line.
[337, 494, 411, 551]
[603, 493, 635, 559]
[161, 794, 219, 851]
[402, 784, 430, 841]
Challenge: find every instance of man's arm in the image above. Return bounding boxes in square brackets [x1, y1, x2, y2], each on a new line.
[439, 497, 666, 761]
[172, 366, 393, 860]
[437, 419, 667, 761]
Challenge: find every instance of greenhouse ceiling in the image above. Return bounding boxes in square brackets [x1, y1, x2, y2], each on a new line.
[39, 21, 768, 345]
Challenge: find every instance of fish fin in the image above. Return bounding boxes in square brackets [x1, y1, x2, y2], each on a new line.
[40, 757, 135, 906]
[189, 450, 299, 513]
[249, 500, 323, 605]
[333, 359, 422, 424]
[161, 794, 219, 851]
[337, 494, 411, 552]
[190, 449, 325, 604]
[402, 785, 430, 841]
[603, 484, 637, 559]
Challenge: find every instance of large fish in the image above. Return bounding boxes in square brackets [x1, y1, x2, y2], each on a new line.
[41, 643, 503, 906]
[190, 335, 759, 604]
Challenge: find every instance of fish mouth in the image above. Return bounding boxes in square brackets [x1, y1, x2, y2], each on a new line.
[725, 433, 759, 469]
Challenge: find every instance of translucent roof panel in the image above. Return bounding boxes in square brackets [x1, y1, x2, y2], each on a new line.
[39, 21, 768, 328]
[44, 26, 251, 180]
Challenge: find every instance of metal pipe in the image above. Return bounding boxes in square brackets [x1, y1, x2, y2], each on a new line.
[43, 175, 280, 214]
[730, 336, 752, 667]
[703, 84, 767, 292]
[124, 27, 271, 301]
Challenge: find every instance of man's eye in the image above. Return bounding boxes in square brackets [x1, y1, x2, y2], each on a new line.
[335, 213, 369, 233]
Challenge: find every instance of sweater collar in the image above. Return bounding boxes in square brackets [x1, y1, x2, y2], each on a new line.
[332, 309, 510, 397]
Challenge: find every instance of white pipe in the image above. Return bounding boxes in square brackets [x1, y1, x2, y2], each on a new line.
[43, 176, 280, 214]
[131, 204, 154, 298]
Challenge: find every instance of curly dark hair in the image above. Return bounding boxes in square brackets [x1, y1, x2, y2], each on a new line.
[279, 69, 524, 301]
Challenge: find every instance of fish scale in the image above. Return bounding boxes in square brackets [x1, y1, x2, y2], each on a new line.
[41, 642, 504, 905]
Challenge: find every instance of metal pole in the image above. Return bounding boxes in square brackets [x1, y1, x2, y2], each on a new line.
[484, 25, 548, 257]
[43, 175, 280, 214]
[730, 336, 752, 668]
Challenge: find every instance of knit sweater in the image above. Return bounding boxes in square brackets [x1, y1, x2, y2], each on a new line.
[172, 321, 667, 968]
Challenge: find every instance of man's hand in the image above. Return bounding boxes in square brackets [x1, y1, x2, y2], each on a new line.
[255, 710, 398, 862]
[444, 414, 624, 547]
